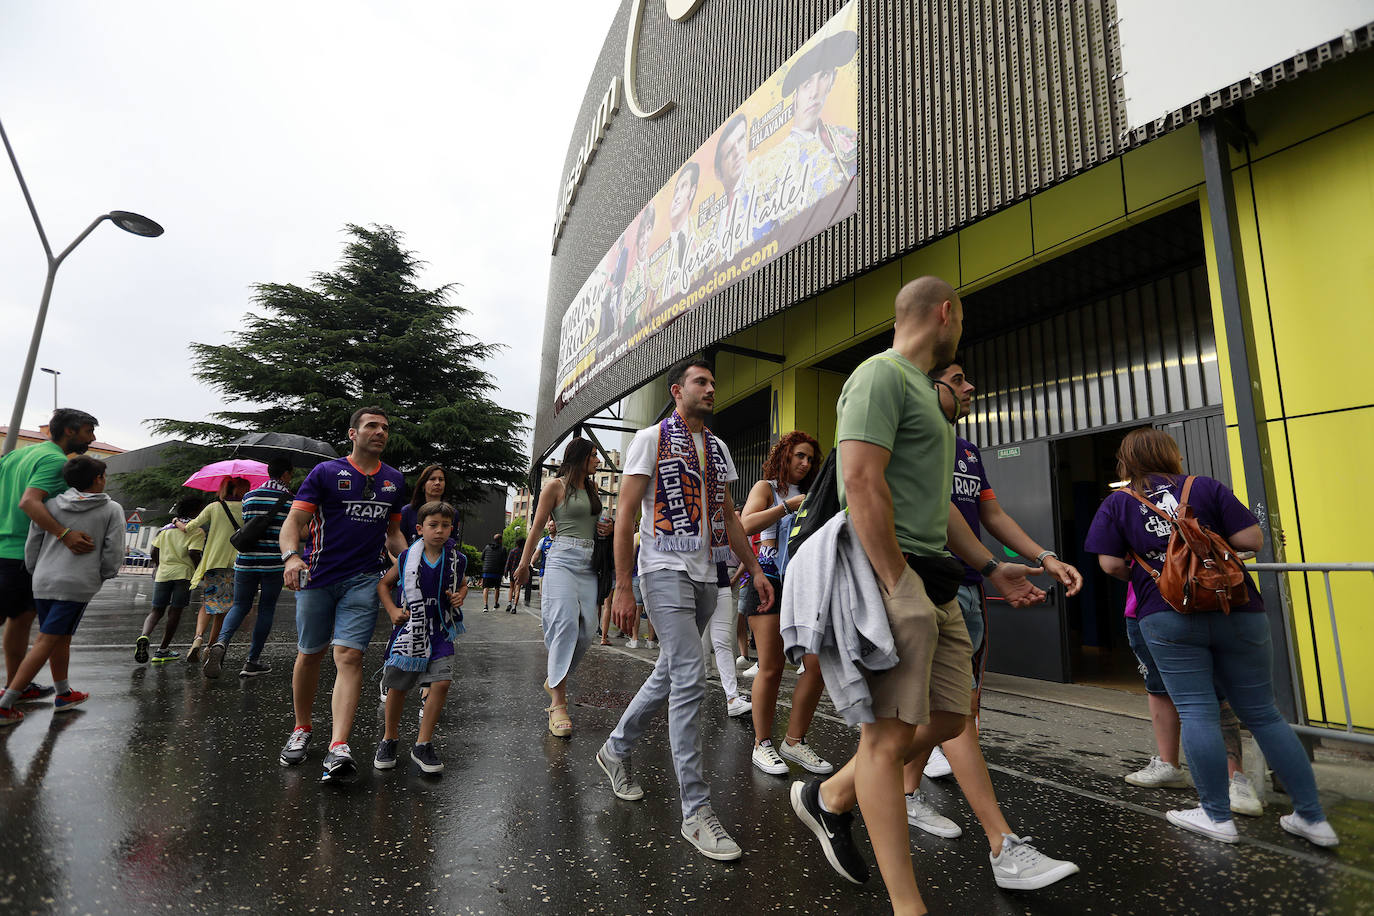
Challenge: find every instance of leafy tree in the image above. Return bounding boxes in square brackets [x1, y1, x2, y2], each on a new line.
[502, 516, 528, 551]
[114, 225, 527, 513]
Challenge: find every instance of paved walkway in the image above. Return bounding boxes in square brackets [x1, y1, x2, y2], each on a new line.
[0, 576, 1369, 914]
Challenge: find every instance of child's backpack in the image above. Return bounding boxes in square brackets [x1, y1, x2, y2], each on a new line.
[1126, 476, 1248, 614]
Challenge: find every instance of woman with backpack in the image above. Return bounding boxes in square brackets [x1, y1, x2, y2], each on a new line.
[1085, 428, 1337, 848]
[183, 476, 249, 664]
[739, 430, 833, 777]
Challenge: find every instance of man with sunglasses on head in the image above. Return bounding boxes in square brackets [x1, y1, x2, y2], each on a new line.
[278, 406, 407, 784]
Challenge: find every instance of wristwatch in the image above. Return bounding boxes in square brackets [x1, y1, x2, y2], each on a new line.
[281, 549, 300, 562]
[979, 557, 1000, 578]
[1035, 550, 1058, 565]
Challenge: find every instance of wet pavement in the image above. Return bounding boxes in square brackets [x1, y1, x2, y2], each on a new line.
[0, 574, 1371, 915]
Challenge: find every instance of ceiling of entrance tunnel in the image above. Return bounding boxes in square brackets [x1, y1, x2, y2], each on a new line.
[813, 202, 1205, 376]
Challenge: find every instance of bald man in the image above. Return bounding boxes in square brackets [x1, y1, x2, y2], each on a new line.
[790, 277, 1058, 914]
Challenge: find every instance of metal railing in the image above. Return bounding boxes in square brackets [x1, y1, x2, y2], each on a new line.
[1251, 561, 1374, 747]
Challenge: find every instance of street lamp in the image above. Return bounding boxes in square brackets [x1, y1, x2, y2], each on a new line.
[0, 117, 163, 455]
[39, 368, 60, 413]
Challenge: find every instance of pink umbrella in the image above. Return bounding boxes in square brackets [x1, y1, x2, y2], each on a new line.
[183, 458, 270, 492]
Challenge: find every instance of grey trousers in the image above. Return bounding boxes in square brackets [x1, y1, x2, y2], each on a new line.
[605, 569, 717, 818]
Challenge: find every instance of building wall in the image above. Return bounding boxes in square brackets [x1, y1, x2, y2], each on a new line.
[1200, 51, 1374, 731]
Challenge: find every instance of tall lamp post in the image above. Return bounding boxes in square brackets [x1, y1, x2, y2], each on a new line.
[39, 367, 60, 413]
[1, 117, 163, 455]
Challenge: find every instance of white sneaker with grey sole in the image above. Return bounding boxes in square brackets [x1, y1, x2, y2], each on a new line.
[905, 791, 962, 838]
[726, 695, 752, 717]
[779, 739, 834, 774]
[989, 834, 1080, 889]
[681, 805, 742, 861]
[924, 745, 953, 779]
[1125, 756, 1188, 788]
[752, 741, 789, 775]
[1280, 812, 1339, 847]
[1166, 806, 1238, 843]
[1228, 772, 1263, 816]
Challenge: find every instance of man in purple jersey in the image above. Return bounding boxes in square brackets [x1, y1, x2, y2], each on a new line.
[277, 407, 407, 784]
[900, 361, 1085, 891]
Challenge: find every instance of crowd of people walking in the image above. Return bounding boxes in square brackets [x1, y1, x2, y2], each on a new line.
[0, 277, 1343, 913]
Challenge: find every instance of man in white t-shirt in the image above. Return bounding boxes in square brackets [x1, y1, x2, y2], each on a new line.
[596, 357, 774, 862]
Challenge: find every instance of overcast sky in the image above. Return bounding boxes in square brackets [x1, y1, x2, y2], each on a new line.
[0, 1, 618, 456]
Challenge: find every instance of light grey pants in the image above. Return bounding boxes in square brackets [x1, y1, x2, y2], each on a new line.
[700, 585, 739, 700]
[605, 569, 717, 818]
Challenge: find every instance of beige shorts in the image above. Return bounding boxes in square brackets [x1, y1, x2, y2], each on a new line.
[863, 565, 973, 726]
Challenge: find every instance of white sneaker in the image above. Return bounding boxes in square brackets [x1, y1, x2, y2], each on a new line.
[1280, 812, 1339, 847]
[681, 804, 742, 861]
[735, 655, 749, 669]
[924, 745, 953, 779]
[796, 661, 805, 675]
[905, 791, 962, 838]
[779, 738, 834, 774]
[645, 639, 657, 649]
[752, 740, 789, 775]
[989, 834, 1080, 890]
[742, 662, 759, 679]
[1166, 806, 1238, 843]
[626, 639, 639, 649]
[726, 695, 752, 717]
[1125, 756, 1188, 788]
[1229, 772, 1264, 816]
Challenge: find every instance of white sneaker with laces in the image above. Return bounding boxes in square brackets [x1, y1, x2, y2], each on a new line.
[779, 738, 834, 774]
[1280, 812, 1339, 847]
[742, 662, 759, 679]
[726, 695, 752, 717]
[1229, 772, 1263, 816]
[924, 745, 953, 779]
[905, 791, 962, 838]
[681, 804, 742, 861]
[626, 639, 639, 648]
[1166, 806, 1238, 843]
[735, 655, 749, 668]
[1125, 755, 1188, 788]
[752, 740, 789, 775]
[989, 834, 1081, 889]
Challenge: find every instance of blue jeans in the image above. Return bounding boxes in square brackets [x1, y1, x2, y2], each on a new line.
[215, 568, 285, 660]
[1140, 609, 1325, 823]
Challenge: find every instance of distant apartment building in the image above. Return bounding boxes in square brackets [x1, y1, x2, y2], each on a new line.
[512, 448, 622, 532]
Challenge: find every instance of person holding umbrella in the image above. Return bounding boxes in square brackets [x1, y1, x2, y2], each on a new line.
[182, 476, 250, 662]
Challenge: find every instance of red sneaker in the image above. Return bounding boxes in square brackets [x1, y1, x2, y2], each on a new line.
[0, 706, 24, 726]
[53, 690, 89, 712]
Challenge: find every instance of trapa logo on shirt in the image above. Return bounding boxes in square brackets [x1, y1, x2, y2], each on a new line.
[344, 501, 388, 521]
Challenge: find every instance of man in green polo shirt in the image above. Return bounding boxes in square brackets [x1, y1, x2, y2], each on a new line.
[790, 277, 1058, 913]
[0, 409, 99, 699]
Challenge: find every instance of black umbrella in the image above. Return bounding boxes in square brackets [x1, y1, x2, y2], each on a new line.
[227, 432, 339, 468]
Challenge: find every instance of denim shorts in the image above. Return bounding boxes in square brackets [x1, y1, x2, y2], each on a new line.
[1125, 615, 1167, 695]
[0, 557, 35, 620]
[295, 571, 382, 654]
[381, 654, 454, 691]
[35, 598, 88, 636]
[152, 578, 192, 609]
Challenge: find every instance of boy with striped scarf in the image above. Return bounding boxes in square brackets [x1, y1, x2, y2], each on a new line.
[374, 501, 467, 774]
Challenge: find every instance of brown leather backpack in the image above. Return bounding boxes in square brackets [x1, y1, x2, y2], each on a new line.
[1126, 476, 1249, 614]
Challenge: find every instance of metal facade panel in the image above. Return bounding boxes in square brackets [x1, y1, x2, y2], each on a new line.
[536, 0, 1154, 461]
[958, 265, 1218, 447]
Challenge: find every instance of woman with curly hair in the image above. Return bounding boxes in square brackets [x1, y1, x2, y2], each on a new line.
[739, 430, 834, 777]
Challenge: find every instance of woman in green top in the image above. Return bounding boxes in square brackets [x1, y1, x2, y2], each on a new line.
[514, 438, 612, 738]
[183, 477, 248, 663]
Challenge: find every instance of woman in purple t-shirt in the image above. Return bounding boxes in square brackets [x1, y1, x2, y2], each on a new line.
[1085, 429, 1337, 849]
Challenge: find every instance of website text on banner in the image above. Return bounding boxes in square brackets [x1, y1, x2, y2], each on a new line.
[554, 0, 860, 412]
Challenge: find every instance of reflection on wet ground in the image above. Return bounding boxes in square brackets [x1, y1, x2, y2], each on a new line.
[0, 577, 1370, 914]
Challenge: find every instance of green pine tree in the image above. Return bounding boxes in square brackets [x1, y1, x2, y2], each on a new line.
[115, 224, 527, 517]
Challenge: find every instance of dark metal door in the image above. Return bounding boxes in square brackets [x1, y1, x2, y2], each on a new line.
[979, 439, 1070, 682]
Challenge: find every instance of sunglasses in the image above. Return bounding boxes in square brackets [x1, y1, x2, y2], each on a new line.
[363, 474, 376, 500]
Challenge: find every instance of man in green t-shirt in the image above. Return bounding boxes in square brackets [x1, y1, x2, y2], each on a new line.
[789, 277, 1052, 912]
[0, 409, 99, 698]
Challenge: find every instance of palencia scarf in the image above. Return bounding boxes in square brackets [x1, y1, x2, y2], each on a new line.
[652, 410, 731, 562]
[385, 542, 465, 672]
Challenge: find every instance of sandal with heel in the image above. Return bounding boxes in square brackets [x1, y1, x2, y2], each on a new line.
[546, 703, 572, 738]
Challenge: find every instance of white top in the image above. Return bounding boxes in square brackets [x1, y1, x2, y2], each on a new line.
[760, 482, 801, 543]
[623, 424, 739, 583]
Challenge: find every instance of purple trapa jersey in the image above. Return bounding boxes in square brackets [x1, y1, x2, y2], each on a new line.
[293, 456, 406, 589]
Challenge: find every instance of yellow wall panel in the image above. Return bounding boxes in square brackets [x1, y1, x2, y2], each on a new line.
[714, 351, 736, 403]
[1031, 160, 1126, 251]
[817, 370, 846, 450]
[784, 298, 817, 367]
[855, 259, 903, 332]
[1251, 115, 1374, 416]
[1283, 409, 1374, 728]
[1246, 51, 1374, 161]
[755, 315, 785, 357]
[1123, 123, 1204, 213]
[901, 233, 961, 287]
[815, 285, 854, 354]
[960, 201, 1032, 284]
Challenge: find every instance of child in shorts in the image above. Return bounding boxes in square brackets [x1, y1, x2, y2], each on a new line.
[136, 495, 204, 665]
[0, 456, 124, 725]
[374, 501, 466, 773]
